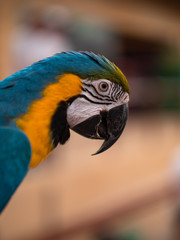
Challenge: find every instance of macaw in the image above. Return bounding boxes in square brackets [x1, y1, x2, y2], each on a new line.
[0, 51, 129, 213]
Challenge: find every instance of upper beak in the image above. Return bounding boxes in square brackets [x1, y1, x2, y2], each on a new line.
[71, 103, 128, 155]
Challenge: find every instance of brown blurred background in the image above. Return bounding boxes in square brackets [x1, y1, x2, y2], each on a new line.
[0, 0, 180, 239]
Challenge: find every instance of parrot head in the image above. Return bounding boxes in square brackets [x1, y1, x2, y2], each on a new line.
[60, 51, 130, 155]
[14, 51, 129, 165]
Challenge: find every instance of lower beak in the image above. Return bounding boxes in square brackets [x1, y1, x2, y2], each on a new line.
[72, 104, 128, 155]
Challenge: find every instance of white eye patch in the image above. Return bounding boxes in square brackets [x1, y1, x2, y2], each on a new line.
[67, 79, 129, 128]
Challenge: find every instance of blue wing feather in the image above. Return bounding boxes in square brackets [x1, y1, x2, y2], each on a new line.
[0, 127, 31, 213]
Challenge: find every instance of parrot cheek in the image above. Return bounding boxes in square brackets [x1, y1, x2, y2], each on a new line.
[71, 103, 128, 155]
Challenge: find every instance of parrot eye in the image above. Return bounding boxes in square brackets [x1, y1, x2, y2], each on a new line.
[98, 81, 109, 92]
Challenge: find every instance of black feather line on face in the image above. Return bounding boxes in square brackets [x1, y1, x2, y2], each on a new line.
[50, 96, 78, 147]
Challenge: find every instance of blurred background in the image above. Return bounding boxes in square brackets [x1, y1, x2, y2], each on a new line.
[0, 0, 180, 239]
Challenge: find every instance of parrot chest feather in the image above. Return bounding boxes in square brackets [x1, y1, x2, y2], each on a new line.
[15, 74, 82, 168]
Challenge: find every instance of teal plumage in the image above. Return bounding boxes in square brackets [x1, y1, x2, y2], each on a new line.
[0, 127, 31, 212]
[0, 51, 128, 126]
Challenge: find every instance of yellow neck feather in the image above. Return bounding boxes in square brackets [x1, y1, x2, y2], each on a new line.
[15, 74, 82, 168]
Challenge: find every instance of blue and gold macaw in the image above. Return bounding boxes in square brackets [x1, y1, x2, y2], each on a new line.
[0, 51, 129, 212]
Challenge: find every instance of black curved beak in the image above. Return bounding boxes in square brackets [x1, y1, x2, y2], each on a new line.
[72, 104, 128, 155]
